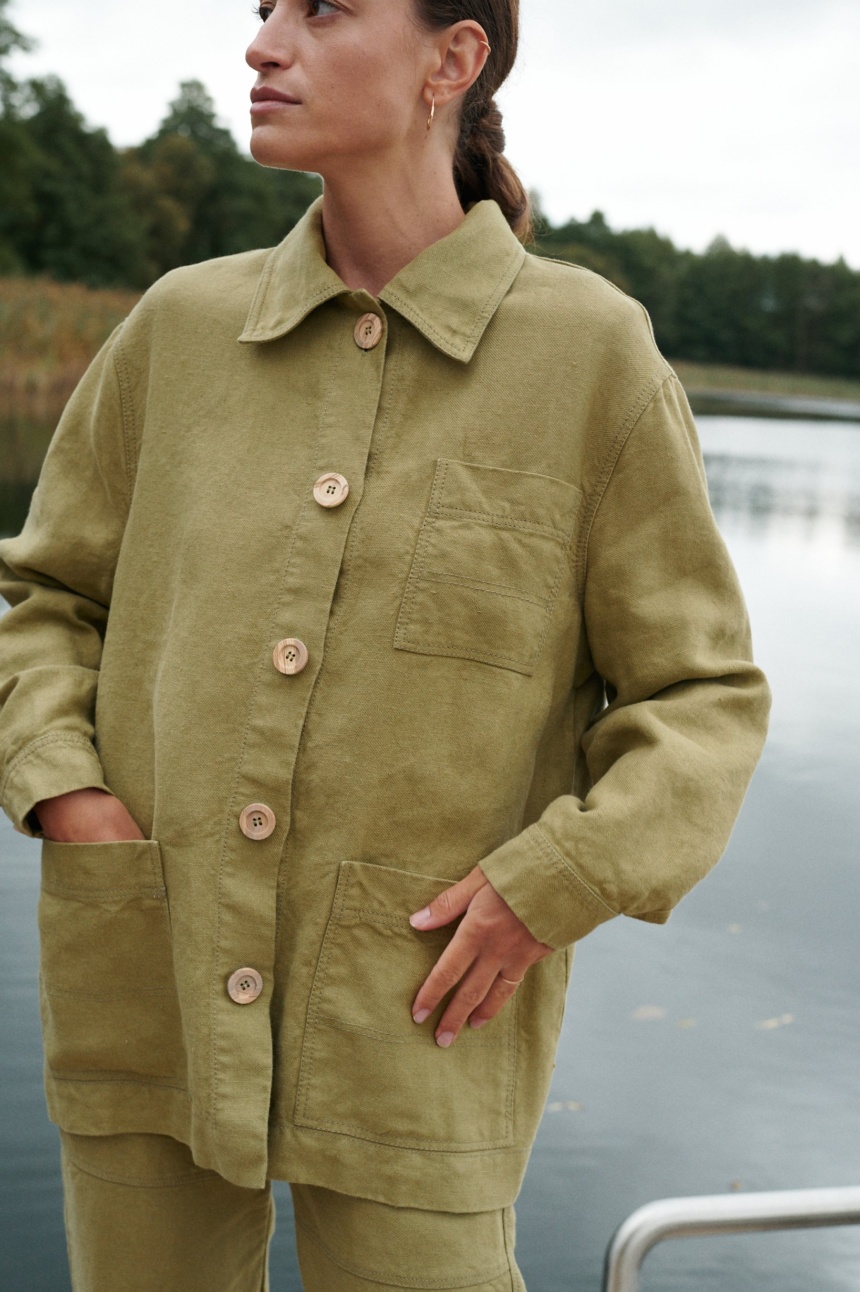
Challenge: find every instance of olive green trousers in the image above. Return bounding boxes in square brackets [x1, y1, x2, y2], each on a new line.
[59, 1131, 526, 1291]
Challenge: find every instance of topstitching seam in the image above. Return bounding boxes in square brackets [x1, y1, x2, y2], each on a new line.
[573, 370, 672, 598]
[1, 733, 102, 798]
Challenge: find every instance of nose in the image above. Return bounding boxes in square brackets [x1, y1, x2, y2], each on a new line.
[245, 10, 294, 73]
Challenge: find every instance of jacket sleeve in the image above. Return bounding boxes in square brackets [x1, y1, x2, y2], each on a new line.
[0, 323, 132, 837]
[478, 372, 772, 949]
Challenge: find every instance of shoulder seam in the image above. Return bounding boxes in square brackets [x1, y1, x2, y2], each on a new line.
[574, 369, 674, 597]
[530, 254, 665, 355]
[111, 330, 136, 513]
[532, 253, 641, 303]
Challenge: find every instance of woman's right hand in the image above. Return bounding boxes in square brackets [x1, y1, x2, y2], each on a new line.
[33, 787, 146, 842]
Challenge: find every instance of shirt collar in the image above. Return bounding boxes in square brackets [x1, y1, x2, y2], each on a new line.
[238, 194, 526, 363]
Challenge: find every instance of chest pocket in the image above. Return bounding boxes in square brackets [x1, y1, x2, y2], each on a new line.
[394, 458, 581, 675]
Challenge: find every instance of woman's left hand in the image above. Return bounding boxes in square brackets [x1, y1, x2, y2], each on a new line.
[409, 865, 554, 1048]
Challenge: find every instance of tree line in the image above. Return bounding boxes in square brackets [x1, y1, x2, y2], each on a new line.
[535, 214, 860, 379]
[1, 0, 858, 379]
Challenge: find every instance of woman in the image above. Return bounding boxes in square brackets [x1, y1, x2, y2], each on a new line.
[0, 0, 771, 1288]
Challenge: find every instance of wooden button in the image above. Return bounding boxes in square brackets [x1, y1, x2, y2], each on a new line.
[313, 472, 349, 509]
[238, 803, 276, 840]
[354, 313, 383, 350]
[227, 967, 263, 1004]
[272, 638, 309, 675]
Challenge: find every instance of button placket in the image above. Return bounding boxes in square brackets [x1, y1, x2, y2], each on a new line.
[212, 302, 388, 1156]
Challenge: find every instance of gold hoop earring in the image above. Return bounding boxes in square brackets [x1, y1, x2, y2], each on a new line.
[479, 39, 492, 53]
[426, 94, 435, 132]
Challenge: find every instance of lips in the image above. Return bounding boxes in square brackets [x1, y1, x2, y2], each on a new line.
[250, 87, 301, 105]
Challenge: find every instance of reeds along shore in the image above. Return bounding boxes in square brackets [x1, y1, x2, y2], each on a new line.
[0, 276, 141, 422]
[0, 277, 141, 490]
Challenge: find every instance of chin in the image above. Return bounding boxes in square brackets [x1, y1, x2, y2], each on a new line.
[249, 125, 318, 173]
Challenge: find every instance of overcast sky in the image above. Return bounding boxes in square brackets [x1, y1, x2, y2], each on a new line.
[8, 0, 860, 266]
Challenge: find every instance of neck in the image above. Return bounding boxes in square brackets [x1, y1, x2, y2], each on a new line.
[319, 154, 468, 298]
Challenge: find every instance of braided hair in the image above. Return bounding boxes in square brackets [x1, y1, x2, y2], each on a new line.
[414, 0, 533, 244]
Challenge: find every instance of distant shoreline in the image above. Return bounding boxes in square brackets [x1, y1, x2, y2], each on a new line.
[670, 359, 860, 424]
[686, 390, 860, 423]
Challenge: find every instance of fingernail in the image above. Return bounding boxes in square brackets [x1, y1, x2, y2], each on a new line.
[436, 1031, 455, 1048]
[412, 1008, 431, 1025]
[469, 1017, 488, 1029]
[409, 907, 432, 929]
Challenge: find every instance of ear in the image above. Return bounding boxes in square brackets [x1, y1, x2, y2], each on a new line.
[424, 21, 491, 114]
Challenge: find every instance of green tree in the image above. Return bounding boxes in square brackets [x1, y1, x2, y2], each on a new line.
[5, 75, 148, 286]
[0, 0, 35, 270]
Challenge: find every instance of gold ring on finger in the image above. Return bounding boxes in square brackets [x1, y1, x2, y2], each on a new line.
[499, 975, 523, 986]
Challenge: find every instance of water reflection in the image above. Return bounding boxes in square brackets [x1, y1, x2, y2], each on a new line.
[0, 412, 56, 538]
[701, 417, 860, 551]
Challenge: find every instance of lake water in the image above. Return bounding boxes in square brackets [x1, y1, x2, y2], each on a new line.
[1, 415, 859, 1291]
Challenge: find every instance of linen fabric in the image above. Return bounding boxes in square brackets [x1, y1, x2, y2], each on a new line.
[60, 1130, 524, 1290]
[0, 195, 771, 1204]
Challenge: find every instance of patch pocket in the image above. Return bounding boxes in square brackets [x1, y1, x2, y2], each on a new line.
[295, 860, 517, 1151]
[38, 839, 185, 1083]
[394, 458, 581, 675]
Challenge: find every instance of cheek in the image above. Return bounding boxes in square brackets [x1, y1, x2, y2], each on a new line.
[317, 51, 416, 141]
[248, 44, 418, 167]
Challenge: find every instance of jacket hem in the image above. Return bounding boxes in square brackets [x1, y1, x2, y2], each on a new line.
[45, 1074, 193, 1147]
[268, 1121, 531, 1212]
[44, 1073, 532, 1208]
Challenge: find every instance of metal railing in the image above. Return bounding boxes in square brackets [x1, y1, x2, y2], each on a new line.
[603, 1185, 860, 1292]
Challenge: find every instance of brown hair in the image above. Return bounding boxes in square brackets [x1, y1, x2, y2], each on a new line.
[413, 0, 533, 244]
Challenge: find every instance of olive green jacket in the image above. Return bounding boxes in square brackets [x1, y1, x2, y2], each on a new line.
[0, 196, 770, 1203]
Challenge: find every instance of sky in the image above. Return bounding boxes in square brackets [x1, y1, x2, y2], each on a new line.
[7, 0, 860, 267]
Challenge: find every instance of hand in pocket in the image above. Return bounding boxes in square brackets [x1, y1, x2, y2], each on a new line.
[409, 865, 553, 1047]
[34, 787, 146, 843]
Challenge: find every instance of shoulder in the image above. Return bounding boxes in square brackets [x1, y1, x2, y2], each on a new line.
[119, 247, 275, 350]
[511, 250, 671, 377]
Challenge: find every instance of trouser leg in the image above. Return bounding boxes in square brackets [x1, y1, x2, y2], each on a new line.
[59, 1130, 275, 1292]
[291, 1182, 526, 1291]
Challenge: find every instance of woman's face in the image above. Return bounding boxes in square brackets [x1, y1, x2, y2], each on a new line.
[246, 0, 434, 175]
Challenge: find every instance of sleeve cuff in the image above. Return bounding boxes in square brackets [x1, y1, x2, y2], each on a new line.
[479, 822, 619, 949]
[1, 736, 109, 838]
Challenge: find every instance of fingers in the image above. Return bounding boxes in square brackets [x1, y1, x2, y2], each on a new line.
[411, 921, 478, 1027]
[409, 865, 487, 931]
[408, 866, 554, 1046]
[411, 918, 530, 1046]
[436, 968, 526, 1047]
